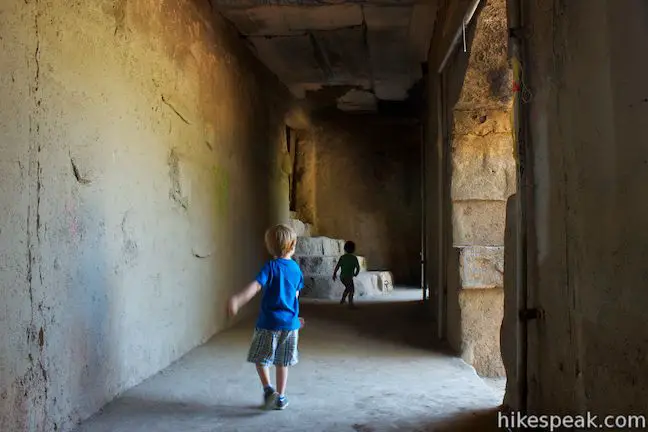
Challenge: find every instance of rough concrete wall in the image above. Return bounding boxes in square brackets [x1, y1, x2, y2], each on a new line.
[423, 73, 442, 322]
[501, 194, 517, 409]
[429, 0, 513, 377]
[0, 1, 290, 430]
[299, 113, 421, 285]
[503, 0, 648, 416]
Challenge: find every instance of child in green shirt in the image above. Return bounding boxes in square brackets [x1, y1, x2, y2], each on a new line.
[332, 241, 360, 309]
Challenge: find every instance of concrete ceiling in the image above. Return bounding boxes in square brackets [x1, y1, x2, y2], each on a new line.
[212, 0, 437, 111]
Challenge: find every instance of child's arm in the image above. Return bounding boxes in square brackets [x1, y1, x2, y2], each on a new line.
[354, 256, 360, 277]
[228, 281, 262, 317]
[332, 259, 341, 281]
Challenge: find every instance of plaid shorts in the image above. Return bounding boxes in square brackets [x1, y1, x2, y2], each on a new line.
[247, 328, 299, 367]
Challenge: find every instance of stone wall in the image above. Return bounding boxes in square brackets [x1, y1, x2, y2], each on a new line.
[0, 1, 290, 430]
[294, 113, 421, 286]
[426, 0, 513, 377]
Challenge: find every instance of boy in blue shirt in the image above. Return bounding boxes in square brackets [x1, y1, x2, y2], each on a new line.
[228, 224, 304, 410]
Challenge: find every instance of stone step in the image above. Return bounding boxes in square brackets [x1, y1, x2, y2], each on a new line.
[295, 236, 346, 256]
[287, 218, 313, 237]
[301, 271, 394, 300]
[294, 255, 367, 276]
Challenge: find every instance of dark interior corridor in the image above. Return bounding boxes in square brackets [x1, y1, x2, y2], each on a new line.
[2, 0, 648, 430]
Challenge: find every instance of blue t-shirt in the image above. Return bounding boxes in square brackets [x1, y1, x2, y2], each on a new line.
[255, 258, 303, 331]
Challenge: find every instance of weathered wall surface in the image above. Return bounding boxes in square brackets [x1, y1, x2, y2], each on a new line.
[296, 114, 421, 285]
[501, 193, 517, 409]
[499, 0, 648, 416]
[0, 1, 290, 430]
[422, 72, 441, 323]
[293, 130, 317, 228]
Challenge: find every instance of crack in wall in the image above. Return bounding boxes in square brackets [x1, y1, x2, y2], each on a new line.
[26, 0, 43, 328]
[192, 251, 212, 259]
[161, 95, 191, 125]
[113, 0, 127, 37]
[24, 0, 49, 425]
[70, 157, 92, 185]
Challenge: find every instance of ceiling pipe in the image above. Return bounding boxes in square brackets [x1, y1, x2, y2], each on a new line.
[437, 0, 482, 73]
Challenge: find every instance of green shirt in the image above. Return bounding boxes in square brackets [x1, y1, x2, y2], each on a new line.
[337, 253, 360, 279]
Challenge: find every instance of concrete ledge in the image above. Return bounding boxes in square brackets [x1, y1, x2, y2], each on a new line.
[287, 218, 312, 237]
[295, 255, 367, 276]
[357, 271, 394, 295]
[295, 236, 345, 256]
[301, 271, 393, 300]
[458, 246, 504, 289]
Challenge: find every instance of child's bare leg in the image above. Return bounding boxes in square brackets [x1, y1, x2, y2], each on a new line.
[348, 282, 357, 308]
[276, 366, 289, 395]
[256, 364, 272, 389]
[340, 289, 348, 304]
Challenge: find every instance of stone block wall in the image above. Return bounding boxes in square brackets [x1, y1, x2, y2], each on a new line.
[440, 0, 513, 377]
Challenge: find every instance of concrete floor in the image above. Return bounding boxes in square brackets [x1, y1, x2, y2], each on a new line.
[76, 290, 505, 432]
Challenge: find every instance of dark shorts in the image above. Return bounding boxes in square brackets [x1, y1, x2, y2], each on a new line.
[341, 277, 355, 291]
[247, 328, 299, 367]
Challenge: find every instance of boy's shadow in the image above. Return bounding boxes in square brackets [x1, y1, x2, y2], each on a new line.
[84, 396, 265, 428]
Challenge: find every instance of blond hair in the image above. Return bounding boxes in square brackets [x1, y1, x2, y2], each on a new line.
[264, 224, 297, 257]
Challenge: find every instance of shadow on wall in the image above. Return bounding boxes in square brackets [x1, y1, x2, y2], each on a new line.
[441, 5, 476, 369]
[501, 193, 517, 410]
